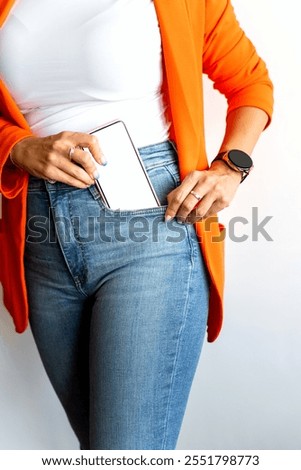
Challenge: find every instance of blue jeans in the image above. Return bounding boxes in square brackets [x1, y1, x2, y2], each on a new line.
[24, 141, 209, 450]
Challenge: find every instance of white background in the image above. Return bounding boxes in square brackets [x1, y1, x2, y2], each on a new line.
[1, 0, 301, 450]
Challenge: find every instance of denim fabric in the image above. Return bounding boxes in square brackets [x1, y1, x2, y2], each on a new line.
[24, 141, 209, 450]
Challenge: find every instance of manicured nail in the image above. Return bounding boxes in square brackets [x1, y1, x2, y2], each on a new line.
[93, 170, 101, 179]
[102, 159, 107, 166]
[165, 215, 173, 222]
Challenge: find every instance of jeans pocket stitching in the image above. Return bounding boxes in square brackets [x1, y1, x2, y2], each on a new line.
[163, 163, 181, 187]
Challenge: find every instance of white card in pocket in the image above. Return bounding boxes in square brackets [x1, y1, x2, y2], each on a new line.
[90, 120, 160, 211]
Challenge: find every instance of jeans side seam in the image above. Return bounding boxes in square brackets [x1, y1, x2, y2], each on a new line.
[161, 255, 193, 450]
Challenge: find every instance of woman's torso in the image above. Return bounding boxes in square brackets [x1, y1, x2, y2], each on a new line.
[0, 0, 170, 146]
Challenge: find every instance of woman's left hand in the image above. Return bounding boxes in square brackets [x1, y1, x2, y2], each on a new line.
[165, 160, 242, 223]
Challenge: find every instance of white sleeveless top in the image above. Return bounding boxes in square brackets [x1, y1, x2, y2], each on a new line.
[0, 0, 170, 147]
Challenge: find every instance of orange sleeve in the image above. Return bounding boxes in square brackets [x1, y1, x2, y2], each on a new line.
[0, 0, 16, 27]
[203, 0, 274, 126]
[0, 78, 32, 198]
[0, 116, 32, 198]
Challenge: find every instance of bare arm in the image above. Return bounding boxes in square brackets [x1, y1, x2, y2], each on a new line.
[218, 106, 269, 155]
[165, 106, 269, 222]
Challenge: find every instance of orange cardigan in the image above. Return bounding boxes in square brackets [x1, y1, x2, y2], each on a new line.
[0, 0, 273, 342]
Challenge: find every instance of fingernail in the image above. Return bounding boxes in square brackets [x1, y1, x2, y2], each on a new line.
[102, 159, 107, 166]
[177, 218, 185, 225]
[165, 215, 173, 222]
[93, 170, 101, 179]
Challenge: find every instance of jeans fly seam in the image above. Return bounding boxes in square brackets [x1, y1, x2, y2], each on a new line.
[73, 275, 88, 296]
[68, 194, 91, 296]
[161, 254, 193, 450]
[45, 196, 88, 298]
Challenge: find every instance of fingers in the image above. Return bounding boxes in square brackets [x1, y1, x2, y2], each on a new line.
[53, 149, 97, 187]
[165, 167, 240, 224]
[39, 131, 107, 187]
[165, 170, 212, 222]
[186, 194, 223, 224]
[66, 147, 101, 181]
[40, 145, 94, 187]
[44, 166, 93, 189]
[10, 131, 107, 188]
[185, 194, 213, 223]
[68, 132, 106, 166]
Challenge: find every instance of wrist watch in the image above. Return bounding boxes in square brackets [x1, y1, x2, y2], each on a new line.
[212, 149, 253, 183]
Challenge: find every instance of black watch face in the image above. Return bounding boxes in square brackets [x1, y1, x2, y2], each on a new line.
[228, 150, 253, 169]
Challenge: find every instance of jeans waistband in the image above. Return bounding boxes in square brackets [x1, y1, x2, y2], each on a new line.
[138, 139, 176, 156]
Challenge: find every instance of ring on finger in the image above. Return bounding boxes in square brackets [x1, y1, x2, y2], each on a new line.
[190, 190, 202, 201]
[68, 146, 75, 161]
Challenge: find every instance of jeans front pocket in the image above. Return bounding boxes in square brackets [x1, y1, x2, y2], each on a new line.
[88, 139, 180, 216]
[145, 160, 180, 206]
[89, 159, 180, 213]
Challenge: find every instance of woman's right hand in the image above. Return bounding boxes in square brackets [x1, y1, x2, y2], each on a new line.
[10, 131, 107, 188]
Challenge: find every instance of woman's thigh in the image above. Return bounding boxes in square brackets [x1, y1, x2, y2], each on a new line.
[24, 178, 92, 449]
[88, 216, 209, 450]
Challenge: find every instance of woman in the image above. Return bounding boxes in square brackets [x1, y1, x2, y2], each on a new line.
[0, 0, 273, 450]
